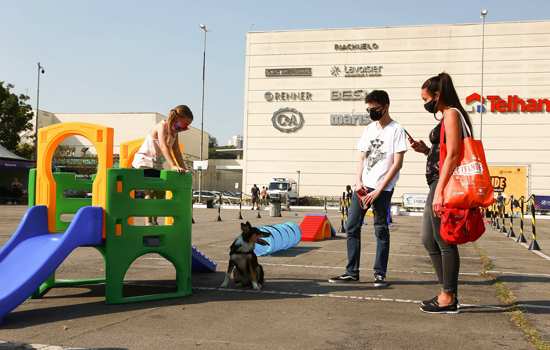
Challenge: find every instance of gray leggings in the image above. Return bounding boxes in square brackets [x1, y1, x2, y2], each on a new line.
[422, 180, 460, 294]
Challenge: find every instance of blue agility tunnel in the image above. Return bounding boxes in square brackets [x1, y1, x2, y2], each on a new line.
[254, 222, 302, 256]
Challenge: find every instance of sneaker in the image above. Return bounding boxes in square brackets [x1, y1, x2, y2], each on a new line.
[420, 298, 459, 314]
[373, 274, 389, 288]
[421, 296, 461, 308]
[328, 274, 359, 283]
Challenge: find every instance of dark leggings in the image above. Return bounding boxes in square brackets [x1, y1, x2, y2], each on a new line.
[422, 180, 460, 294]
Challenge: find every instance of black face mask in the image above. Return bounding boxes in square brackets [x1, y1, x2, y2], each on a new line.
[368, 107, 384, 121]
[424, 99, 437, 114]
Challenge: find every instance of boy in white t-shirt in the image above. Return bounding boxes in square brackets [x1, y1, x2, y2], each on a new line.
[329, 90, 407, 287]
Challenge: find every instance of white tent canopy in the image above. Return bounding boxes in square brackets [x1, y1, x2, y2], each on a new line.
[0, 144, 28, 161]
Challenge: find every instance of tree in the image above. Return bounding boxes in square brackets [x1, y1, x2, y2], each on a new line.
[208, 135, 218, 148]
[0, 81, 34, 155]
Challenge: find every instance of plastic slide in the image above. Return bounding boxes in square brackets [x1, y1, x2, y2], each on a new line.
[0, 205, 103, 322]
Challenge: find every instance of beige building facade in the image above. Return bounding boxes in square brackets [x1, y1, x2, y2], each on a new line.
[243, 20, 550, 200]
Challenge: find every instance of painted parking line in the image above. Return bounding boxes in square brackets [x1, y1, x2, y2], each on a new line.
[143, 258, 548, 278]
[193, 286, 550, 311]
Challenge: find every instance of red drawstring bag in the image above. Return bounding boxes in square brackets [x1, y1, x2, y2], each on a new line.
[438, 108, 491, 244]
[439, 109, 494, 209]
[440, 207, 485, 244]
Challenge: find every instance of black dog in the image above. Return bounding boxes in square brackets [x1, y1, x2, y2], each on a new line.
[220, 222, 271, 290]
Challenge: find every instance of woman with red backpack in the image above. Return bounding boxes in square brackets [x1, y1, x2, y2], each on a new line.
[410, 72, 488, 314]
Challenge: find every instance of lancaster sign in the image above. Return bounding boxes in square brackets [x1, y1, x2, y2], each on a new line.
[466, 93, 550, 113]
[334, 43, 379, 51]
[330, 89, 368, 101]
[330, 65, 383, 78]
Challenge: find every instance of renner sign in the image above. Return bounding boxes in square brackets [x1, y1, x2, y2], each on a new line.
[466, 93, 550, 113]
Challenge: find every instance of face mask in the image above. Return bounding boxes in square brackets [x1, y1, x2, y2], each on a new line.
[174, 120, 189, 132]
[368, 107, 385, 121]
[424, 99, 437, 114]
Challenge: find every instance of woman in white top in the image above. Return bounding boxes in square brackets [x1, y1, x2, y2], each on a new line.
[132, 105, 193, 225]
[132, 105, 193, 173]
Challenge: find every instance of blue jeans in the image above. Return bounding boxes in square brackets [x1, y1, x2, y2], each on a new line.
[345, 188, 393, 278]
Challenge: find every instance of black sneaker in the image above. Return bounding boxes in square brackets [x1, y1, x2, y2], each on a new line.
[421, 296, 461, 308]
[420, 298, 459, 314]
[328, 274, 359, 283]
[373, 274, 389, 288]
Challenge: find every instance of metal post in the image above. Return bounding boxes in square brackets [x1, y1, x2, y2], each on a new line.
[199, 24, 208, 204]
[217, 193, 222, 222]
[480, 9, 488, 140]
[500, 199, 507, 234]
[340, 191, 347, 233]
[238, 192, 243, 220]
[516, 197, 527, 243]
[507, 195, 515, 238]
[34, 62, 45, 160]
[528, 195, 541, 251]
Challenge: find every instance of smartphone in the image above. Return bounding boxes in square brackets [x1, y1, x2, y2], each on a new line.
[404, 129, 415, 143]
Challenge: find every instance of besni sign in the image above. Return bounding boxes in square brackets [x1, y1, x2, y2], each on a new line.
[330, 89, 368, 101]
[272, 108, 304, 133]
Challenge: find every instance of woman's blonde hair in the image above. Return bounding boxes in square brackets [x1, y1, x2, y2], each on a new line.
[165, 105, 194, 145]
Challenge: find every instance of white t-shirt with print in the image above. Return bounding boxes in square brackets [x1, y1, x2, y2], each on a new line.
[357, 120, 408, 191]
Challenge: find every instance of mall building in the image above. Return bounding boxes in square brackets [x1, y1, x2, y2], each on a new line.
[242, 20, 550, 202]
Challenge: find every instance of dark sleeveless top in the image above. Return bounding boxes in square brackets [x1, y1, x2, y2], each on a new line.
[425, 122, 442, 185]
[425, 112, 467, 185]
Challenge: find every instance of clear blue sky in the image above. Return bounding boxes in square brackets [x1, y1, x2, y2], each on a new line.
[2, 1, 549, 145]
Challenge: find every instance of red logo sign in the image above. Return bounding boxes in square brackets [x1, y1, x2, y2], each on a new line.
[466, 93, 550, 113]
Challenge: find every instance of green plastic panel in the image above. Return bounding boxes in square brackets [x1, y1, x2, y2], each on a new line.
[104, 168, 192, 304]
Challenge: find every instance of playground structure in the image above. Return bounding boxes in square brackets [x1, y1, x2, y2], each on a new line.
[0, 122, 213, 323]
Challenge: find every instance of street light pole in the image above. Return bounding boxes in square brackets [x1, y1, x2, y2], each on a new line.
[199, 24, 208, 204]
[34, 62, 45, 160]
[480, 9, 488, 140]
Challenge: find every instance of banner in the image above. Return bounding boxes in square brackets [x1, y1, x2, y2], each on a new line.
[402, 193, 428, 209]
[489, 166, 528, 199]
[534, 196, 550, 211]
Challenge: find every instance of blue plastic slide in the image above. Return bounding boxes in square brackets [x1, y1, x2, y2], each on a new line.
[191, 246, 217, 273]
[0, 206, 103, 323]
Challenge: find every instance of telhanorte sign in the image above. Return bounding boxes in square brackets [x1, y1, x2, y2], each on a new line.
[265, 68, 312, 77]
[466, 92, 550, 113]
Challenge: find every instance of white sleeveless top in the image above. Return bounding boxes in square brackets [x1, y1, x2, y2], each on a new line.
[132, 122, 177, 169]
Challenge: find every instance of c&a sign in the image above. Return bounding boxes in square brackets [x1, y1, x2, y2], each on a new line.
[466, 92, 550, 113]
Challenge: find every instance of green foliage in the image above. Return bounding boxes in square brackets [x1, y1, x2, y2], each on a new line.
[0, 81, 34, 152]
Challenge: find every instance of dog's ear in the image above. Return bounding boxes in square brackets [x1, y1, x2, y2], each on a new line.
[241, 222, 249, 234]
[246, 221, 252, 228]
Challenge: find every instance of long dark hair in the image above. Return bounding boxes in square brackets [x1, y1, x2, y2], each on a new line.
[422, 72, 473, 133]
